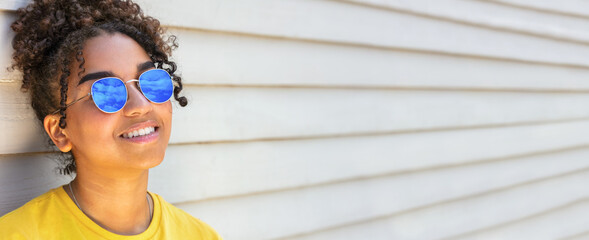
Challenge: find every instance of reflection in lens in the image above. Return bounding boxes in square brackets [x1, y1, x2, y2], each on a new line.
[92, 78, 127, 113]
[139, 69, 173, 103]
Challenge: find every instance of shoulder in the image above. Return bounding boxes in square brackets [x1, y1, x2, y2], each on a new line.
[0, 188, 62, 239]
[152, 193, 222, 239]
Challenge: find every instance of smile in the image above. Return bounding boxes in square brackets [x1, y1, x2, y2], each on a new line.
[118, 120, 161, 144]
[122, 126, 156, 139]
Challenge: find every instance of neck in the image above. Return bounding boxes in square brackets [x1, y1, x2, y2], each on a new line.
[66, 166, 153, 235]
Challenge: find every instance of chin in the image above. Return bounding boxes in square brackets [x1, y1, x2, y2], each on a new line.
[118, 148, 167, 170]
[135, 151, 167, 170]
[142, 155, 165, 169]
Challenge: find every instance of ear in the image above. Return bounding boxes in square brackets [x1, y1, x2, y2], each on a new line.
[44, 114, 72, 152]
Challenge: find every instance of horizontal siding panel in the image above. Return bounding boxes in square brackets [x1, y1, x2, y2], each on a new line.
[451, 199, 589, 240]
[0, 82, 48, 154]
[5, 83, 589, 153]
[171, 87, 589, 143]
[0, 0, 27, 12]
[0, 154, 71, 216]
[176, 151, 589, 239]
[563, 231, 589, 240]
[411, 171, 589, 240]
[480, 0, 589, 19]
[4, 0, 589, 47]
[130, 0, 589, 67]
[4, 1, 589, 66]
[0, 13, 19, 82]
[151, 120, 589, 204]
[339, 0, 589, 43]
[6, 25, 589, 91]
[170, 28, 589, 90]
[279, 170, 589, 240]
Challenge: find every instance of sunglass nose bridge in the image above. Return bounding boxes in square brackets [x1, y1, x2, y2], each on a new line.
[125, 79, 145, 99]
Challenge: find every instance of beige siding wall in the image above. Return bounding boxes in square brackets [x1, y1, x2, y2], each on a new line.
[2, 0, 589, 239]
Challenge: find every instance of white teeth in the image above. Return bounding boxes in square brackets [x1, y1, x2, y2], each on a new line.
[123, 127, 156, 139]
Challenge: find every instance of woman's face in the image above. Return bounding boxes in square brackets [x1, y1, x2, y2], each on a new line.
[61, 32, 172, 174]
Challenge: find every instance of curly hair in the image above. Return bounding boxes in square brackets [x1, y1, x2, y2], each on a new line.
[10, 0, 187, 175]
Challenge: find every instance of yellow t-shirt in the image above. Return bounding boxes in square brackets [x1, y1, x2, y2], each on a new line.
[0, 186, 221, 239]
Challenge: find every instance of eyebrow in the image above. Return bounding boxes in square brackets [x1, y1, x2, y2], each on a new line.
[77, 61, 156, 86]
[78, 71, 115, 86]
[137, 61, 155, 72]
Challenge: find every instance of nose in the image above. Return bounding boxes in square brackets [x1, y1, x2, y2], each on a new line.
[123, 80, 153, 117]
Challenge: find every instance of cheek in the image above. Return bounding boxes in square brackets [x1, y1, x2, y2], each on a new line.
[159, 102, 173, 131]
[157, 101, 172, 116]
[152, 102, 173, 142]
[67, 109, 118, 143]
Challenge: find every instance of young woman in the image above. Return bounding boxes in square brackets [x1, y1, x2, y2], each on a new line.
[0, 0, 220, 239]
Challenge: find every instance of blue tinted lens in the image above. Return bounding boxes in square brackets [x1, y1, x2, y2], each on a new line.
[91, 78, 127, 113]
[139, 69, 173, 103]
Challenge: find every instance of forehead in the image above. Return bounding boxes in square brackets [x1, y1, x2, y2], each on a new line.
[78, 32, 151, 76]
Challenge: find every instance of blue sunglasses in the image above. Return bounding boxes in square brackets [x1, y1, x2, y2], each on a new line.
[53, 69, 174, 114]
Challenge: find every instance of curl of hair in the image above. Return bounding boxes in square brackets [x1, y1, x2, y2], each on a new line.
[10, 0, 187, 175]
